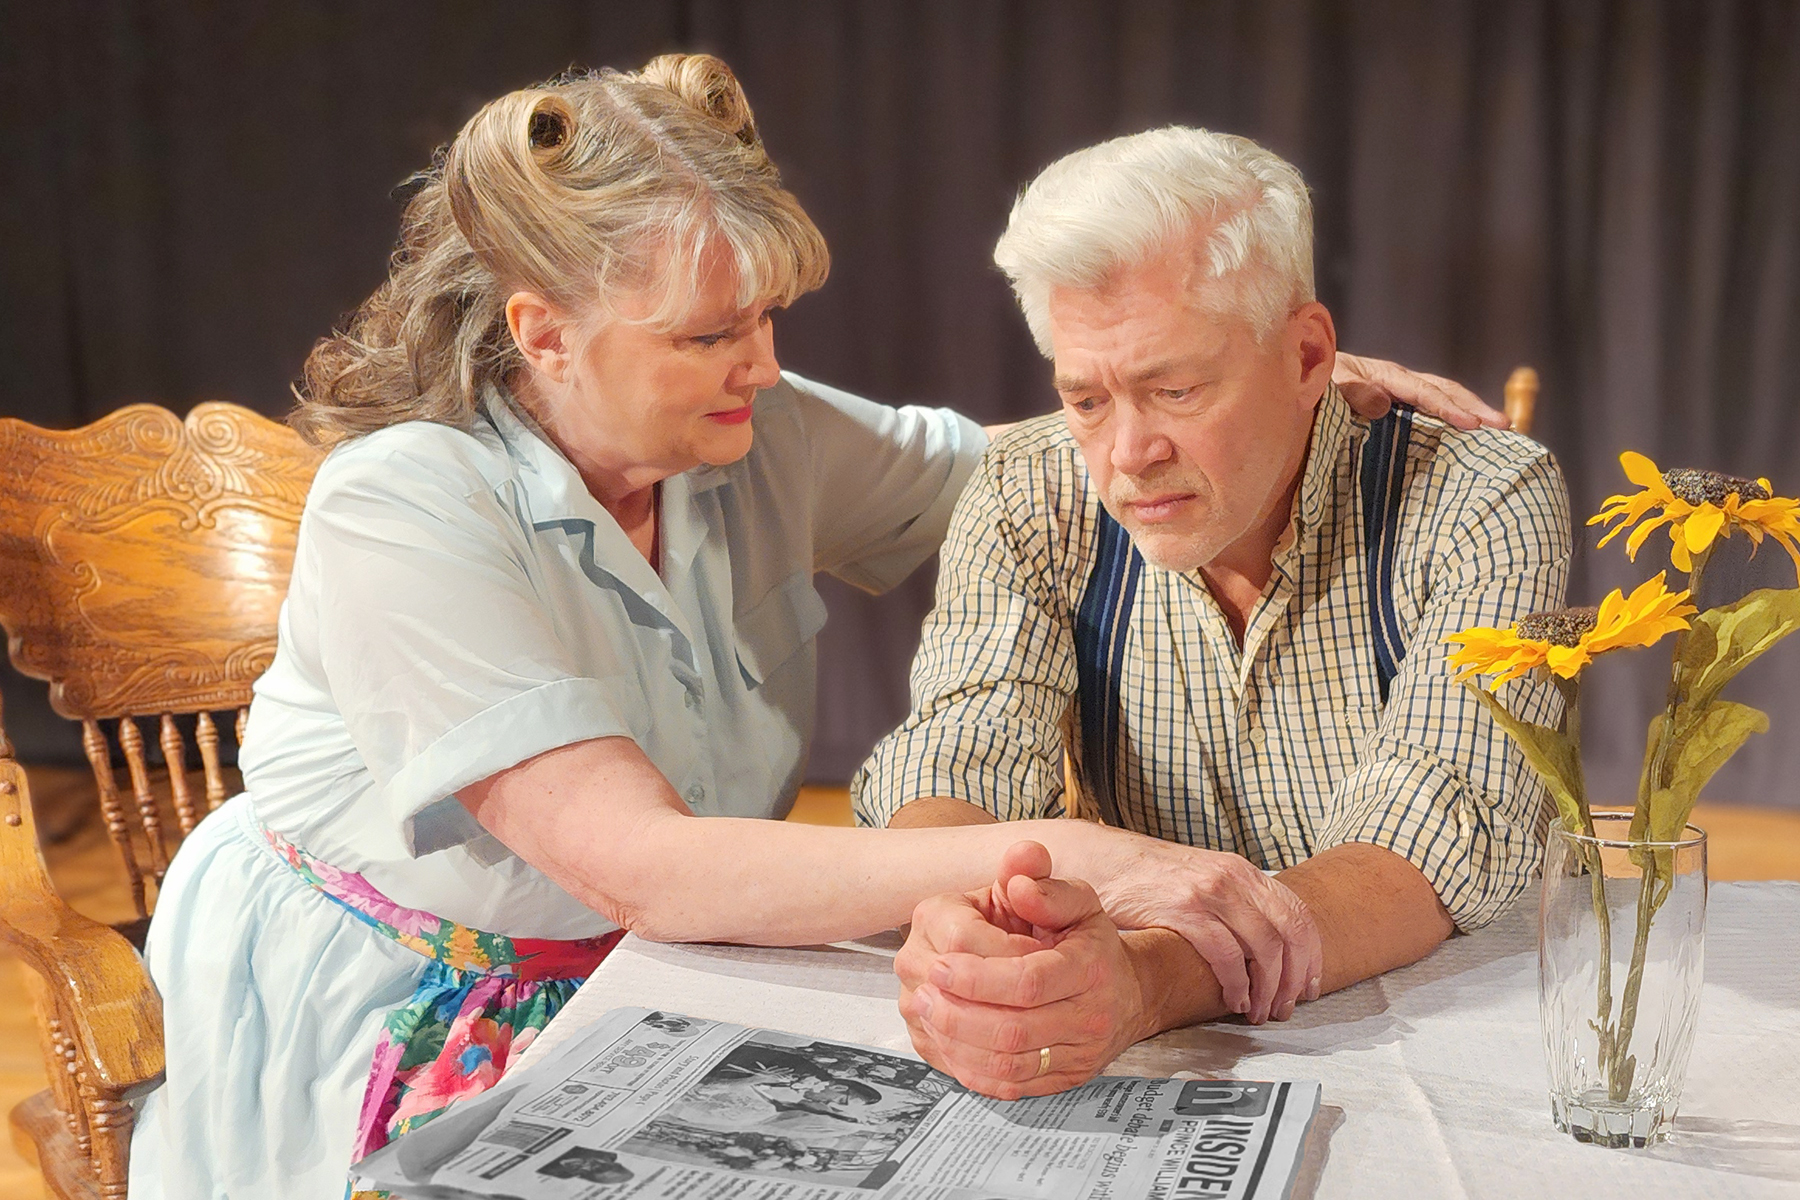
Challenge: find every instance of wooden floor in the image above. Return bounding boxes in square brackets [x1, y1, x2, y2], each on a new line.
[5, 780, 1798, 1197]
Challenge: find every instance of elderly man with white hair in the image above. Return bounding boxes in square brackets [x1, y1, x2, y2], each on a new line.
[851, 127, 1570, 1098]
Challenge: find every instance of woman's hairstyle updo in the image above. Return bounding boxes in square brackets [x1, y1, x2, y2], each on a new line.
[292, 54, 829, 445]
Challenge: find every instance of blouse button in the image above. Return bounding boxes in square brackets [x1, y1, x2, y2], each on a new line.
[686, 784, 706, 804]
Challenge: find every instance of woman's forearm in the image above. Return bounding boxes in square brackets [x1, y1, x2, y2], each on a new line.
[459, 736, 1119, 944]
[595, 810, 1122, 944]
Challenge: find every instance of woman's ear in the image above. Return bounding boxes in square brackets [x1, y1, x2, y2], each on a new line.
[506, 292, 573, 383]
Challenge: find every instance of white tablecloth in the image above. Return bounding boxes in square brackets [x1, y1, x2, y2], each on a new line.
[525, 881, 1800, 1198]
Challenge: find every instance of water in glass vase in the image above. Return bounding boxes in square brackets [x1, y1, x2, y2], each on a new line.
[1539, 811, 1707, 1147]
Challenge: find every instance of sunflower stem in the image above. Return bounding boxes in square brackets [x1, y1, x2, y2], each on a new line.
[1554, 675, 1615, 1042]
[1608, 855, 1660, 1102]
[1614, 545, 1711, 1100]
[1643, 546, 1711, 808]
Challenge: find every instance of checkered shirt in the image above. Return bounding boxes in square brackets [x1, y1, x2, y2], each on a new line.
[851, 387, 1571, 930]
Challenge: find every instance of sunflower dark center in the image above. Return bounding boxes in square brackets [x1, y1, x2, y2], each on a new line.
[1516, 606, 1600, 647]
[1661, 468, 1769, 506]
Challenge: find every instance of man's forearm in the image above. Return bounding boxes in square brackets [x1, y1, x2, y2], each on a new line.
[1122, 927, 1231, 1036]
[886, 796, 1000, 828]
[1279, 842, 1455, 992]
[1127, 842, 1453, 1034]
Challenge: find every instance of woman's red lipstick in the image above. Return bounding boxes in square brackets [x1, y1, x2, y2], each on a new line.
[707, 403, 754, 425]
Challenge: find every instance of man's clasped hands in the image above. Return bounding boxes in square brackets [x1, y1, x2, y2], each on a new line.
[897, 840, 1324, 1099]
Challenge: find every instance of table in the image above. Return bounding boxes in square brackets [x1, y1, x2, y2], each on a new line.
[525, 882, 1800, 1198]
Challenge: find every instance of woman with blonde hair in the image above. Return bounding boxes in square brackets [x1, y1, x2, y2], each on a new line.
[130, 53, 1499, 1197]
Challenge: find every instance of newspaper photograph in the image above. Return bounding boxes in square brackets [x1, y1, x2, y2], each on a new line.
[354, 1007, 1320, 1200]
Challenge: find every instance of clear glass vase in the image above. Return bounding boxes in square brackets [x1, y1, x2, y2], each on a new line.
[1539, 811, 1707, 1147]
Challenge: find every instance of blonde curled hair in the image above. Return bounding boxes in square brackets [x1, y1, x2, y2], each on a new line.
[292, 54, 829, 446]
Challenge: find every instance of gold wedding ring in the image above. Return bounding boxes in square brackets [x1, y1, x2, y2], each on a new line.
[1036, 1046, 1052, 1077]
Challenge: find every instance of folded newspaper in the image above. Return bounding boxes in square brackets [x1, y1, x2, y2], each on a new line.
[355, 1006, 1320, 1199]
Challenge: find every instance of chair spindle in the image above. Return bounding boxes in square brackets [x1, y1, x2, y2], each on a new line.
[80, 1080, 134, 1198]
[236, 706, 248, 747]
[161, 713, 202, 835]
[82, 719, 147, 919]
[196, 710, 227, 811]
[116, 717, 169, 878]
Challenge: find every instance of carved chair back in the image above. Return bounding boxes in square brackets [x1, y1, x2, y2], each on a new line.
[0, 402, 320, 1198]
[0, 402, 321, 918]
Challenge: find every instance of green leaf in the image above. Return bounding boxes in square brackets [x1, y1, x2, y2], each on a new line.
[1467, 683, 1586, 833]
[1648, 699, 1769, 843]
[1632, 701, 1766, 909]
[1680, 587, 1800, 713]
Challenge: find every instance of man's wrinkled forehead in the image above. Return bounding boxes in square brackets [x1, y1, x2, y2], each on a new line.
[1053, 353, 1206, 396]
[1048, 294, 1245, 395]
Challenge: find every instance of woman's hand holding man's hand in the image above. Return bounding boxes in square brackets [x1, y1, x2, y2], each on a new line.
[895, 839, 1322, 1099]
[1090, 831, 1321, 1024]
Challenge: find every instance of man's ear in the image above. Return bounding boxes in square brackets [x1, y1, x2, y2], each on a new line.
[1290, 301, 1337, 404]
[506, 292, 574, 383]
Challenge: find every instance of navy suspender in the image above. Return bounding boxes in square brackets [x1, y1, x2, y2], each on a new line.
[1071, 406, 1416, 813]
[1071, 504, 1144, 826]
[1360, 405, 1415, 702]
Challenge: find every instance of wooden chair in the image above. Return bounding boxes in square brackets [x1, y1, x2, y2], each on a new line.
[0, 402, 320, 1199]
[1504, 365, 1540, 436]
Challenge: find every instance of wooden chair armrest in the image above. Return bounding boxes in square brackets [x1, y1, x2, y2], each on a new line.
[2, 761, 164, 1091]
[1, 888, 165, 1091]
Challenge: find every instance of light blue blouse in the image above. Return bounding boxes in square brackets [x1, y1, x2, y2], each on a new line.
[242, 373, 985, 938]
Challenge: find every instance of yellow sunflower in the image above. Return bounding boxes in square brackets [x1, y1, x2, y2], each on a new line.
[1589, 451, 1800, 575]
[1444, 573, 1697, 690]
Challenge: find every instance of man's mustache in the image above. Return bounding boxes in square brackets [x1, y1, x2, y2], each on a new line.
[1105, 471, 1210, 508]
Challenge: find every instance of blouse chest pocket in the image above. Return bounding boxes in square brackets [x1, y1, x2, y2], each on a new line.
[735, 569, 828, 688]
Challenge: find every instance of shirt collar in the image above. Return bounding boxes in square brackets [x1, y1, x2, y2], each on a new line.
[1268, 383, 1352, 575]
[476, 386, 591, 518]
[474, 386, 708, 643]
[686, 462, 737, 494]
[1297, 383, 1352, 535]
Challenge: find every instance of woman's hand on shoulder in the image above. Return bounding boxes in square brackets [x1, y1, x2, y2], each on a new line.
[1334, 352, 1508, 431]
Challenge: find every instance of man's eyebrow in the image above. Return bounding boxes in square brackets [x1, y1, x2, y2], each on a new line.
[1052, 373, 1096, 394]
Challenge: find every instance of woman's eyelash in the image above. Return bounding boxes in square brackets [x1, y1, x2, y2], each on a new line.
[692, 309, 775, 347]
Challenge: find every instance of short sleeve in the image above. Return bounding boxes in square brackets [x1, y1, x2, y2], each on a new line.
[783, 372, 986, 594]
[300, 434, 635, 857]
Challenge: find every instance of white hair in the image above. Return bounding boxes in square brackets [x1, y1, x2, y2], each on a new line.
[992, 127, 1315, 353]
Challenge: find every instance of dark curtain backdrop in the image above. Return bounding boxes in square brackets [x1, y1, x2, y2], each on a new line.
[3, 1, 1798, 807]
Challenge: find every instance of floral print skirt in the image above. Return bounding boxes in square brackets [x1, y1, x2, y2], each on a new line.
[261, 825, 623, 1167]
